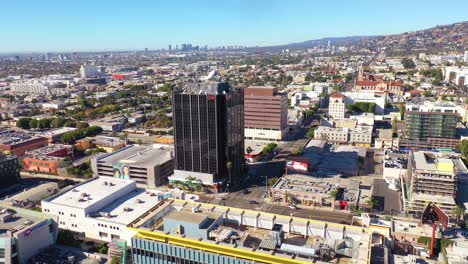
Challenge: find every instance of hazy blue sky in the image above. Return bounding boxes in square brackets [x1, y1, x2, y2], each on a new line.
[1, 0, 467, 52]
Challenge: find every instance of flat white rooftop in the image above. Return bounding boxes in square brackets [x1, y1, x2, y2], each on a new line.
[47, 177, 135, 209]
[93, 188, 161, 225]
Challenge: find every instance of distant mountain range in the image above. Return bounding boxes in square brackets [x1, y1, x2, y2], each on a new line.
[254, 21, 468, 54]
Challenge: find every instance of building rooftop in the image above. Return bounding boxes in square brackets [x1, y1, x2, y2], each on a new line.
[39, 127, 77, 137]
[413, 152, 455, 174]
[0, 129, 44, 146]
[96, 145, 173, 168]
[26, 144, 71, 156]
[0, 204, 49, 236]
[180, 82, 231, 95]
[91, 188, 161, 225]
[129, 199, 372, 264]
[45, 177, 136, 209]
[164, 210, 208, 225]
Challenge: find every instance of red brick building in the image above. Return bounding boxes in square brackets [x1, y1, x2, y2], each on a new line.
[0, 130, 48, 156]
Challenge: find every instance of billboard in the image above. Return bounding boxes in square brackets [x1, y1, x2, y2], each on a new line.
[286, 160, 309, 172]
[113, 162, 130, 180]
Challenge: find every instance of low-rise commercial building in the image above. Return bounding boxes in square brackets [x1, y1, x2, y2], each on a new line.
[128, 199, 372, 264]
[93, 136, 125, 153]
[314, 125, 372, 147]
[91, 145, 174, 188]
[22, 144, 73, 174]
[270, 174, 360, 211]
[0, 129, 48, 156]
[41, 177, 160, 243]
[0, 204, 58, 264]
[38, 127, 77, 143]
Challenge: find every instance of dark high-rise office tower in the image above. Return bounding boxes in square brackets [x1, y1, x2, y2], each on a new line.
[170, 82, 244, 191]
[168, 44, 172, 52]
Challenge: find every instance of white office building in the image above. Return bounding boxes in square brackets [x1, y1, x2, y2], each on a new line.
[41, 177, 163, 243]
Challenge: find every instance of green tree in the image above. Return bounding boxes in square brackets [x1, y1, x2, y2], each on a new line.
[267, 177, 278, 187]
[399, 102, 405, 120]
[50, 117, 67, 128]
[306, 127, 315, 138]
[262, 143, 277, 154]
[452, 205, 465, 222]
[16, 118, 32, 129]
[37, 118, 52, 129]
[97, 243, 108, 254]
[28, 119, 38, 129]
[401, 58, 416, 69]
[57, 230, 79, 247]
[365, 197, 379, 210]
[422, 90, 431, 97]
[110, 256, 121, 264]
[63, 120, 76, 127]
[295, 146, 304, 155]
[460, 140, 468, 158]
[226, 161, 233, 186]
[329, 190, 338, 199]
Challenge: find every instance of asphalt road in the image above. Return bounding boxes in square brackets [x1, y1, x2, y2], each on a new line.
[209, 186, 353, 225]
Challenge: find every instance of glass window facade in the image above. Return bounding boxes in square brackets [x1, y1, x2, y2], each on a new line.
[172, 83, 244, 186]
[131, 238, 254, 264]
[404, 112, 457, 141]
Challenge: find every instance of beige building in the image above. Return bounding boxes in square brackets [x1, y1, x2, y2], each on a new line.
[328, 93, 346, 119]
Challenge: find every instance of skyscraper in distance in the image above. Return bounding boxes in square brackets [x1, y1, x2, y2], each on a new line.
[169, 82, 244, 191]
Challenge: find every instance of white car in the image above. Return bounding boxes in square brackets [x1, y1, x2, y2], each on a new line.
[288, 205, 297, 210]
[215, 197, 225, 200]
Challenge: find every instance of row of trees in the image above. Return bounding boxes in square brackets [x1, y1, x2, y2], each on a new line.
[347, 102, 376, 113]
[61, 126, 103, 144]
[16, 117, 74, 130]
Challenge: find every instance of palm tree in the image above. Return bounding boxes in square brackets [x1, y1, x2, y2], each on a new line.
[185, 176, 196, 191]
[453, 205, 465, 223]
[226, 161, 233, 189]
[365, 197, 379, 211]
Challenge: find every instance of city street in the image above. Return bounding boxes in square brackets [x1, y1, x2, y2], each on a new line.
[208, 186, 353, 225]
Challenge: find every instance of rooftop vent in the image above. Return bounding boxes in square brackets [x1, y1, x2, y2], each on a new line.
[123, 207, 133, 212]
